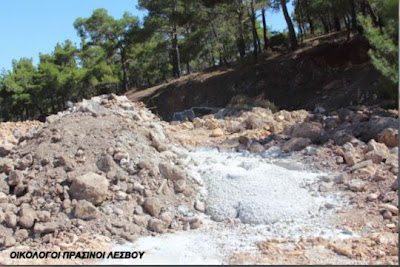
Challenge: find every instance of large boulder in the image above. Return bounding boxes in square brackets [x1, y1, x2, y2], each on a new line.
[282, 138, 311, 152]
[378, 128, 398, 148]
[287, 122, 322, 142]
[350, 117, 398, 142]
[78, 99, 108, 117]
[69, 172, 109, 205]
[332, 130, 355, 146]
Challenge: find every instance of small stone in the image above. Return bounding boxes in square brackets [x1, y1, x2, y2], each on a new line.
[238, 136, 250, 146]
[210, 128, 224, 137]
[14, 183, 26, 196]
[33, 221, 59, 234]
[379, 203, 398, 215]
[368, 139, 389, 153]
[19, 208, 36, 228]
[304, 146, 318, 156]
[114, 151, 129, 162]
[159, 162, 186, 181]
[365, 151, 385, 164]
[8, 170, 24, 186]
[174, 179, 186, 193]
[367, 192, 379, 201]
[325, 203, 335, 209]
[37, 211, 51, 222]
[46, 114, 60, 124]
[193, 118, 203, 128]
[74, 200, 98, 220]
[134, 206, 143, 215]
[336, 156, 344, 164]
[54, 155, 75, 172]
[190, 219, 201, 229]
[97, 154, 116, 173]
[0, 143, 13, 157]
[149, 218, 167, 233]
[143, 197, 162, 217]
[15, 154, 33, 170]
[386, 223, 396, 229]
[138, 160, 151, 170]
[2, 236, 16, 247]
[343, 152, 358, 167]
[0, 158, 13, 174]
[159, 212, 173, 225]
[194, 200, 205, 212]
[0, 192, 8, 203]
[115, 191, 127, 200]
[62, 199, 71, 209]
[5, 213, 17, 228]
[248, 142, 264, 153]
[382, 210, 392, 220]
[378, 128, 398, 148]
[133, 215, 149, 227]
[282, 137, 311, 152]
[15, 229, 29, 242]
[391, 178, 398, 191]
[347, 179, 366, 192]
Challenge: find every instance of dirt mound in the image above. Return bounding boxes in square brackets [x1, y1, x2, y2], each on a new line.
[126, 37, 386, 121]
[0, 94, 201, 249]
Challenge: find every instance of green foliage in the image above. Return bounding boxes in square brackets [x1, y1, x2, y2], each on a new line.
[269, 32, 289, 49]
[359, 0, 398, 98]
[1, 0, 397, 122]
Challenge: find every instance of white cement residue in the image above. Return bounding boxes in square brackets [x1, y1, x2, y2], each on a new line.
[99, 148, 351, 265]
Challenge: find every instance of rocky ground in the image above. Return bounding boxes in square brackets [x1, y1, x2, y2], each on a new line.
[165, 103, 399, 264]
[0, 95, 398, 264]
[0, 95, 205, 264]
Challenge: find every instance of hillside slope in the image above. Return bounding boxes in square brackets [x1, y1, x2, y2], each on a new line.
[126, 36, 388, 121]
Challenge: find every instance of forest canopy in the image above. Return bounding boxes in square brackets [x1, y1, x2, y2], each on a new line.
[0, 0, 398, 121]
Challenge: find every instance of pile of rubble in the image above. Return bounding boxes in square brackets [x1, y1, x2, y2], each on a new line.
[170, 104, 398, 234]
[0, 94, 202, 249]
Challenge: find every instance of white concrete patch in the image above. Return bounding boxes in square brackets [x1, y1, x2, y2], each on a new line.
[99, 148, 350, 265]
[186, 148, 327, 224]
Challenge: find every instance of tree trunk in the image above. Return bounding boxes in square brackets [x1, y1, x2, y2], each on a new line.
[333, 15, 341, 32]
[249, 0, 259, 62]
[319, 15, 330, 34]
[237, 11, 246, 60]
[280, 0, 297, 50]
[186, 61, 190, 74]
[261, 8, 269, 51]
[171, 24, 181, 78]
[305, 0, 314, 34]
[211, 22, 230, 67]
[365, 1, 379, 26]
[343, 14, 351, 40]
[120, 50, 128, 92]
[349, 0, 358, 31]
